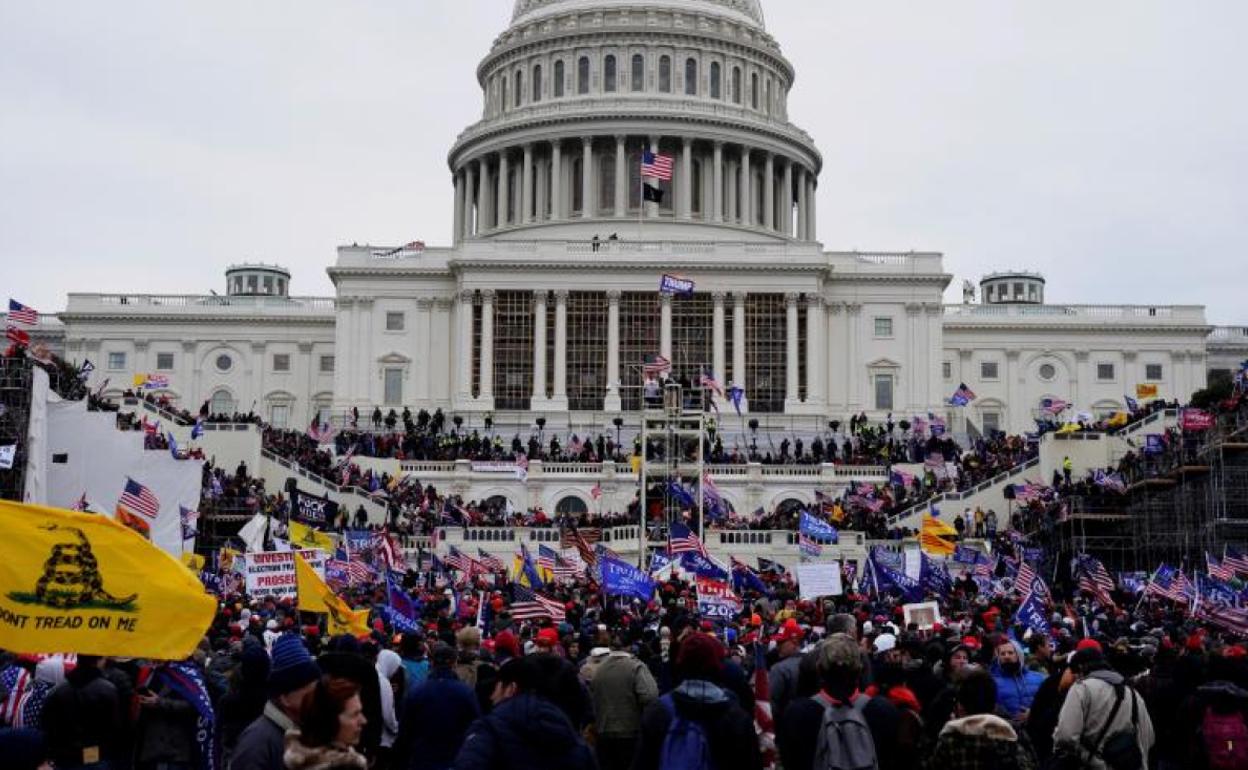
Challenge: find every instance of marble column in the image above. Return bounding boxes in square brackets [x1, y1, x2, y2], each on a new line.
[478, 159, 492, 231]
[479, 290, 495, 401]
[785, 293, 799, 406]
[782, 159, 793, 238]
[456, 290, 474, 404]
[535, 156, 548, 222]
[712, 141, 724, 223]
[725, 159, 738, 223]
[497, 151, 510, 228]
[453, 168, 465, 244]
[605, 290, 622, 411]
[680, 137, 693, 220]
[552, 290, 569, 408]
[796, 166, 808, 240]
[581, 138, 594, 218]
[660, 293, 672, 360]
[551, 142, 563, 221]
[807, 174, 817, 241]
[532, 291, 548, 403]
[712, 292, 726, 387]
[522, 144, 534, 223]
[739, 147, 752, 226]
[614, 136, 627, 217]
[732, 293, 748, 412]
[805, 295, 824, 406]
[763, 152, 775, 231]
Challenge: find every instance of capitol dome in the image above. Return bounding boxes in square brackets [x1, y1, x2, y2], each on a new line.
[447, 0, 821, 244]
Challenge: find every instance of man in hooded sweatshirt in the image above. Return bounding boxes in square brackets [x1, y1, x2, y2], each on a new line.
[454, 656, 595, 770]
[631, 632, 762, 770]
[1053, 643, 1154, 770]
[990, 637, 1045, 723]
[926, 668, 1038, 770]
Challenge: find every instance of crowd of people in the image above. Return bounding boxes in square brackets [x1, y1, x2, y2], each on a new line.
[5, 538, 1248, 770]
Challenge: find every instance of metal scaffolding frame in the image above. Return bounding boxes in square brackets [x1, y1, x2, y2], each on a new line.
[0, 357, 34, 502]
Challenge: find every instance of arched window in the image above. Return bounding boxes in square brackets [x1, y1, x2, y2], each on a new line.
[554, 60, 565, 97]
[751, 72, 759, 109]
[631, 53, 644, 92]
[710, 62, 721, 99]
[515, 69, 523, 107]
[601, 53, 616, 92]
[555, 496, 589, 516]
[577, 56, 590, 94]
[659, 55, 672, 93]
[209, 389, 234, 416]
[684, 57, 698, 95]
[732, 66, 742, 104]
[532, 64, 542, 102]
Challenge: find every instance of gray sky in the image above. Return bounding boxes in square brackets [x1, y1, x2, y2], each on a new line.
[2, 1, 1245, 323]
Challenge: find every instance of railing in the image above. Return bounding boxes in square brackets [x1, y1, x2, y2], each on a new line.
[886, 456, 1041, 527]
[260, 448, 389, 506]
[65, 293, 336, 313]
[1208, 326, 1248, 342]
[1110, 408, 1178, 437]
[389, 458, 886, 481]
[943, 304, 1205, 322]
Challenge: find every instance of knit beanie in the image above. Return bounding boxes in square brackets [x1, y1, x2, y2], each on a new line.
[268, 633, 321, 697]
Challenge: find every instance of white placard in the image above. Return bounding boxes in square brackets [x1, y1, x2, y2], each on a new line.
[903, 547, 922, 579]
[242, 549, 327, 600]
[795, 562, 843, 600]
[903, 601, 942, 631]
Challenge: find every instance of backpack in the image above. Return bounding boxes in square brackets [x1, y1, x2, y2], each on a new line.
[1201, 706, 1248, 770]
[812, 692, 879, 770]
[657, 694, 715, 770]
[1085, 682, 1143, 770]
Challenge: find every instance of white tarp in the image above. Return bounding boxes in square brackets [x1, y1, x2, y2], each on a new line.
[38, 395, 203, 557]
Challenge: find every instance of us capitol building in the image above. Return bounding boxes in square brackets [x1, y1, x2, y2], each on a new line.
[27, 0, 1247, 438]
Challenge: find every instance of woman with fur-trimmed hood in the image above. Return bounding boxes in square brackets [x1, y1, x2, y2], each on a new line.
[926, 668, 1038, 770]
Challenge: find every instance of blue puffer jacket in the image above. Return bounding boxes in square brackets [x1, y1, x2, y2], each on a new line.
[453, 692, 596, 770]
[991, 661, 1046, 720]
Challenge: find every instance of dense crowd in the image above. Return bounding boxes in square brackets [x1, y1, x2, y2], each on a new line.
[5, 541, 1248, 770]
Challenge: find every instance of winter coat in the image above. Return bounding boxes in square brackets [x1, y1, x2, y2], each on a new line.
[231, 701, 297, 770]
[392, 668, 480, 770]
[926, 713, 1038, 770]
[454, 692, 596, 770]
[632, 679, 762, 770]
[282, 730, 367, 770]
[589, 651, 658, 739]
[1053, 670, 1155, 770]
[768, 653, 804, 723]
[134, 678, 199, 766]
[990, 662, 1045, 720]
[39, 664, 122, 770]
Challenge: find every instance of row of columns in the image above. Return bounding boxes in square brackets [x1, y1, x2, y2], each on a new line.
[452, 136, 818, 241]
[457, 290, 830, 413]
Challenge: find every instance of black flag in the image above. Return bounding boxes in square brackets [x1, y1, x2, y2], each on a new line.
[642, 182, 664, 203]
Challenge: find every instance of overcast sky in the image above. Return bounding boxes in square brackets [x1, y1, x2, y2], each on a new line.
[2, 1, 1245, 323]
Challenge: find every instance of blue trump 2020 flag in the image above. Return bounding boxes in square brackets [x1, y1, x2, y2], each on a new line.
[799, 511, 838, 544]
[680, 551, 728, 580]
[602, 556, 656, 601]
[870, 557, 923, 602]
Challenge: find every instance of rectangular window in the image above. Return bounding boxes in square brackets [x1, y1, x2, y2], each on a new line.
[980, 361, 999, 380]
[269, 404, 289, 428]
[873, 317, 893, 338]
[385, 311, 405, 331]
[108, 352, 126, 370]
[319, 355, 335, 373]
[982, 412, 1001, 435]
[273, 354, 291, 372]
[384, 368, 403, 405]
[942, 362, 952, 380]
[156, 352, 174, 371]
[874, 374, 893, 411]
[1097, 363, 1116, 381]
[1145, 363, 1163, 381]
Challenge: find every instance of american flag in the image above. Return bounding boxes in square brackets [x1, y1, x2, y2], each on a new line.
[118, 477, 160, 520]
[510, 585, 566, 622]
[537, 544, 559, 573]
[562, 527, 599, 566]
[377, 529, 407, 571]
[0, 668, 32, 726]
[1075, 554, 1116, 606]
[346, 557, 377, 585]
[1015, 561, 1048, 600]
[477, 549, 506, 572]
[640, 150, 674, 181]
[1207, 552, 1236, 582]
[669, 521, 708, 557]
[974, 555, 997, 579]
[7, 299, 37, 326]
[1194, 603, 1248, 638]
[753, 643, 777, 769]
[590, 483, 602, 500]
[699, 371, 724, 397]
[445, 546, 481, 576]
[643, 353, 671, 378]
[1224, 546, 1248, 577]
[1040, 397, 1071, 415]
[552, 552, 579, 582]
[949, 383, 977, 406]
[1145, 564, 1193, 604]
[5, 325, 30, 347]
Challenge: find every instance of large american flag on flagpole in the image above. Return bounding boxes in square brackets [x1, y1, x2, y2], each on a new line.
[7, 299, 38, 326]
[1075, 553, 1116, 607]
[669, 521, 708, 556]
[641, 150, 674, 181]
[510, 585, 566, 622]
[118, 477, 160, 519]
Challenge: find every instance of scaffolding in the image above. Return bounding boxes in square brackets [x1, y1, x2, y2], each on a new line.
[636, 373, 712, 567]
[0, 357, 34, 502]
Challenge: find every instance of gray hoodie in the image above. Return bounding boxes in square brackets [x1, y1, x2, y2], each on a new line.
[1053, 669, 1155, 770]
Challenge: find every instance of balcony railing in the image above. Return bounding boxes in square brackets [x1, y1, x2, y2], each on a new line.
[944, 304, 1206, 323]
[65, 294, 336, 314]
